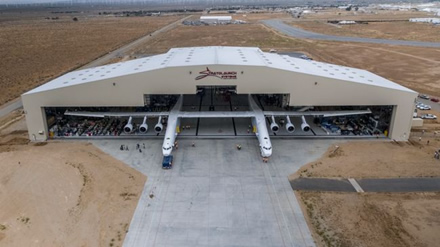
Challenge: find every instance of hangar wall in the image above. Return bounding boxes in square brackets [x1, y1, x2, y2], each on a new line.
[22, 65, 417, 141]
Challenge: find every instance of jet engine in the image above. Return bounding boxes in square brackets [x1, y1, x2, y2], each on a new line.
[301, 116, 310, 132]
[270, 116, 279, 133]
[285, 116, 295, 133]
[139, 116, 148, 133]
[154, 116, 163, 133]
[124, 117, 133, 133]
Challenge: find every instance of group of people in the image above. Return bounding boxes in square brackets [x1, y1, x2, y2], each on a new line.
[173, 141, 197, 150]
[119, 143, 146, 153]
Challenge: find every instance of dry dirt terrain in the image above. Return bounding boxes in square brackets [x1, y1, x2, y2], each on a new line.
[131, 19, 310, 55]
[293, 136, 440, 179]
[297, 41, 440, 96]
[0, 13, 181, 106]
[0, 114, 146, 247]
[289, 21, 440, 43]
[292, 107, 440, 179]
[290, 107, 440, 247]
[298, 191, 440, 247]
[299, 8, 432, 21]
[130, 14, 440, 97]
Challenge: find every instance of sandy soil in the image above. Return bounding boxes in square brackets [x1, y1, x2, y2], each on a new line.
[289, 21, 440, 43]
[292, 135, 440, 179]
[290, 107, 440, 246]
[130, 18, 440, 97]
[298, 41, 440, 97]
[0, 14, 181, 106]
[131, 22, 311, 55]
[297, 191, 440, 247]
[300, 9, 432, 21]
[0, 115, 146, 246]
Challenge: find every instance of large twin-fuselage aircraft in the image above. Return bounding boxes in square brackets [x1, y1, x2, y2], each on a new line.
[65, 95, 371, 159]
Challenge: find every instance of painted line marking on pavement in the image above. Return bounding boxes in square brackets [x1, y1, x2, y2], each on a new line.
[348, 178, 364, 193]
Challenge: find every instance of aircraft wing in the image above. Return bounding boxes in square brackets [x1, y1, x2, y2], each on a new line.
[263, 109, 371, 117]
[178, 111, 255, 118]
[64, 110, 169, 118]
[65, 109, 371, 118]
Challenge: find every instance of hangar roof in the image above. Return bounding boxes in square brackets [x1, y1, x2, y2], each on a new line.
[25, 46, 415, 94]
[200, 16, 232, 20]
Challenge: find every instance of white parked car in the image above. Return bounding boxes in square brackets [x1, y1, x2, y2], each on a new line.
[417, 103, 431, 110]
[421, 114, 437, 119]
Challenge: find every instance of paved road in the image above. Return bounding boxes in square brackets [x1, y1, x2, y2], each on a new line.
[0, 15, 192, 119]
[291, 177, 440, 192]
[358, 178, 440, 192]
[0, 98, 22, 119]
[290, 178, 356, 192]
[94, 139, 336, 247]
[263, 19, 440, 48]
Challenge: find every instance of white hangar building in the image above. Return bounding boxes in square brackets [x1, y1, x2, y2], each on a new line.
[22, 46, 417, 144]
[200, 15, 232, 24]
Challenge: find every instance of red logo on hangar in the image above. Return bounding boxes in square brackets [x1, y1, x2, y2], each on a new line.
[195, 67, 237, 80]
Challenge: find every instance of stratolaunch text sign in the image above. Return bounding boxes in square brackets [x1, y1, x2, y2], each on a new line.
[195, 67, 237, 80]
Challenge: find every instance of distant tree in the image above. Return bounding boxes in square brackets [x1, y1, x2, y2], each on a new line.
[73, 17, 78, 22]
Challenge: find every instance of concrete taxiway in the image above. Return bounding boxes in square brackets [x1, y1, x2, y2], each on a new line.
[93, 138, 335, 247]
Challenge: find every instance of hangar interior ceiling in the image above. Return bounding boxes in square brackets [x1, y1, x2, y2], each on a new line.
[44, 89, 392, 139]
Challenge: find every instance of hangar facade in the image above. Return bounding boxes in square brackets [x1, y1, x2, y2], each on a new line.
[22, 46, 417, 142]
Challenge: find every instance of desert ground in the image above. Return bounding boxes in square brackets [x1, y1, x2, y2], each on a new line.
[298, 191, 440, 247]
[0, 114, 146, 246]
[289, 21, 440, 43]
[299, 8, 432, 21]
[293, 137, 440, 179]
[290, 116, 440, 247]
[127, 12, 440, 97]
[1, 6, 440, 247]
[287, 8, 440, 43]
[0, 12, 181, 106]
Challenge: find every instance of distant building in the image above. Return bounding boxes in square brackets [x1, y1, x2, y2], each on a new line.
[409, 18, 440, 24]
[200, 16, 232, 24]
[338, 20, 356, 25]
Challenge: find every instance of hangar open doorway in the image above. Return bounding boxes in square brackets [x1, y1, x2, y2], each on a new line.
[44, 87, 392, 139]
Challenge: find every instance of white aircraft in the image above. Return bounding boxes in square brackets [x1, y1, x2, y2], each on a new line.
[64, 95, 371, 160]
[161, 95, 183, 156]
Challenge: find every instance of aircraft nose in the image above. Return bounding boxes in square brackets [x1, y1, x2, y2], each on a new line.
[262, 148, 272, 158]
[266, 150, 272, 157]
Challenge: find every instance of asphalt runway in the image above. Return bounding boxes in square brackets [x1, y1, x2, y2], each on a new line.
[291, 177, 440, 192]
[263, 19, 440, 48]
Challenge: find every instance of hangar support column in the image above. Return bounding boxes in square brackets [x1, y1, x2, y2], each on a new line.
[22, 97, 48, 142]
